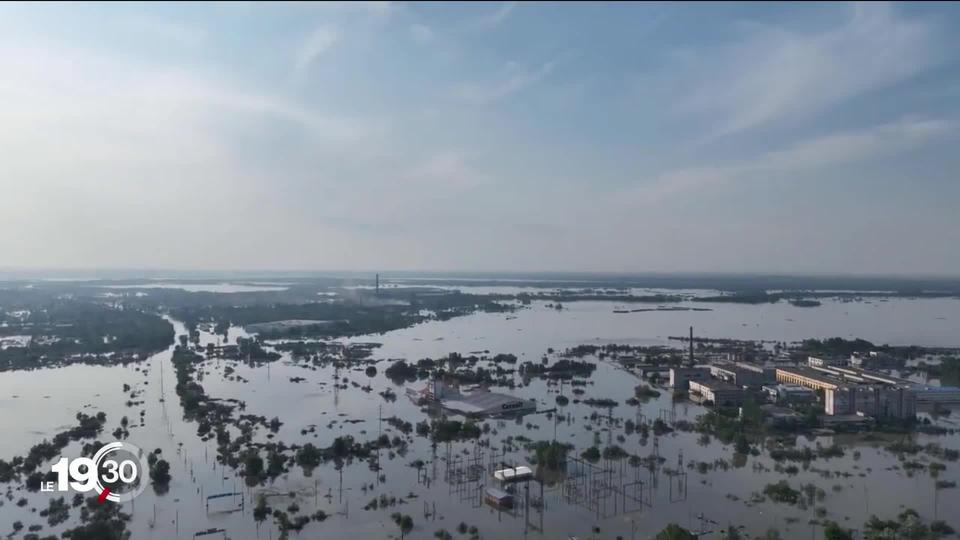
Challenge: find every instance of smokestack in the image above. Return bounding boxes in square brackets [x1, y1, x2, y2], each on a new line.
[689, 326, 694, 364]
[376, 273, 379, 296]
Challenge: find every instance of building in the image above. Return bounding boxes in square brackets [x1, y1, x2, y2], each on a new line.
[493, 465, 533, 484]
[754, 404, 802, 427]
[484, 487, 513, 509]
[710, 363, 776, 388]
[776, 367, 840, 391]
[912, 385, 960, 407]
[850, 351, 898, 369]
[777, 365, 917, 419]
[807, 356, 845, 368]
[625, 364, 672, 380]
[669, 367, 711, 390]
[825, 385, 915, 418]
[734, 362, 778, 383]
[406, 380, 537, 417]
[762, 384, 815, 405]
[688, 380, 746, 407]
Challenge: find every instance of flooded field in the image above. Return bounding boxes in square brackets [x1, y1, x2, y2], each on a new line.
[2, 297, 960, 539]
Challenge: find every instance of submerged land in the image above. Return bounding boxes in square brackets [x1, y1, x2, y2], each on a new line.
[1, 273, 959, 540]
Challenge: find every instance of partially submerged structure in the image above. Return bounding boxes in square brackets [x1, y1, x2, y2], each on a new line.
[407, 380, 537, 417]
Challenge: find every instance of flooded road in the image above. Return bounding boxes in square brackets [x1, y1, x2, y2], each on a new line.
[2, 297, 959, 539]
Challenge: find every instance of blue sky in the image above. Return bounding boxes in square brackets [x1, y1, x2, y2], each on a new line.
[1, 2, 958, 274]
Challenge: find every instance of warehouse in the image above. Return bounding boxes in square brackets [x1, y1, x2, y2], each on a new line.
[688, 380, 746, 407]
[407, 380, 537, 417]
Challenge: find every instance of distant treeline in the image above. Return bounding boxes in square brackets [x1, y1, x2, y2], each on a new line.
[170, 289, 512, 339]
[0, 297, 173, 371]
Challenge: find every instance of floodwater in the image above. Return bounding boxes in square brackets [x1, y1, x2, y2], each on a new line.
[99, 283, 289, 293]
[1, 297, 959, 539]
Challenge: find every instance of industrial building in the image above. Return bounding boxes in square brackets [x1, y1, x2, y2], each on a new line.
[911, 385, 960, 407]
[669, 367, 711, 390]
[752, 405, 802, 427]
[407, 380, 537, 417]
[849, 351, 898, 369]
[826, 385, 916, 417]
[807, 355, 845, 368]
[776, 366, 840, 391]
[710, 362, 777, 388]
[625, 364, 672, 380]
[688, 380, 746, 407]
[775, 365, 918, 418]
[762, 384, 816, 405]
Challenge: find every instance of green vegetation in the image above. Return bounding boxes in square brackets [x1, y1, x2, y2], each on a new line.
[824, 521, 854, 540]
[149, 458, 171, 486]
[800, 337, 877, 357]
[170, 290, 512, 340]
[634, 384, 661, 400]
[391, 513, 414, 539]
[58, 496, 131, 540]
[768, 444, 844, 462]
[41, 497, 69, 526]
[919, 356, 960, 387]
[863, 509, 955, 539]
[531, 441, 571, 471]
[520, 358, 597, 379]
[602, 445, 629, 460]
[424, 419, 482, 442]
[385, 360, 419, 382]
[0, 299, 173, 371]
[296, 443, 323, 469]
[0, 412, 106, 483]
[762, 481, 801, 504]
[655, 523, 696, 540]
[582, 397, 618, 408]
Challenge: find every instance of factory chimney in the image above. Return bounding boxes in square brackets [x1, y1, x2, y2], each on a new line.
[376, 273, 379, 296]
[689, 326, 694, 364]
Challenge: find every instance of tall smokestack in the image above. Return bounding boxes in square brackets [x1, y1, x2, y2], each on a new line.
[376, 273, 379, 296]
[689, 326, 694, 364]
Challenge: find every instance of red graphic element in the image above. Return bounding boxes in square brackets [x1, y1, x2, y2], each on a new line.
[97, 488, 111, 504]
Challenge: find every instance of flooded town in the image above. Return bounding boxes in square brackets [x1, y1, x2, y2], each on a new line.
[1, 275, 959, 539]
[4, 2, 960, 539]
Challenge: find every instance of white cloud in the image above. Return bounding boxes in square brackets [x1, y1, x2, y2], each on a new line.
[676, 3, 942, 137]
[453, 59, 557, 105]
[0, 36, 385, 255]
[627, 118, 953, 203]
[477, 2, 517, 27]
[292, 24, 339, 83]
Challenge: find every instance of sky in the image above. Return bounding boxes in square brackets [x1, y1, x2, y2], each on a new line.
[1, 1, 959, 276]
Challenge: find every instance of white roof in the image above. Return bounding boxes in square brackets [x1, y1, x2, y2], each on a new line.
[494, 466, 533, 482]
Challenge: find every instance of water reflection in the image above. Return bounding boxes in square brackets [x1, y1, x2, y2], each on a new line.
[1, 299, 959, 539]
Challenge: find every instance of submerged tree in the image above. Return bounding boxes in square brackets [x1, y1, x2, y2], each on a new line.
[391, 513, 414, 539]
[655, 524, 695, 540]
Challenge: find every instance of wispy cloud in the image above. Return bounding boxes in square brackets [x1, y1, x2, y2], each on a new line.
[628, 117, 954, 203]
[477, 1, 517, 27]
[676, 3, 943, 138]
[292, 24, 339, 83]
[453, 59, 558, 105]
[120, 15, 206, 47]
[410, 23, 433, 43]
